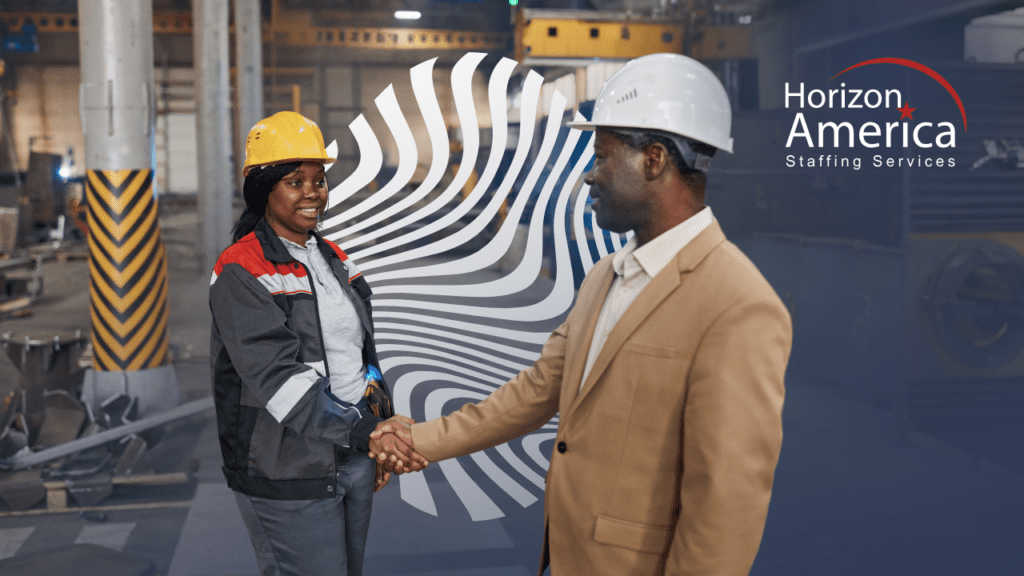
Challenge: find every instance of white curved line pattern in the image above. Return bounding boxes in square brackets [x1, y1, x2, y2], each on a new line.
[323, 115, 382, 210]
[365, 67, 544, 283]
[322, 52, 626, 520]
[325, 85, 419, 227]
[324, 58, 450, 236]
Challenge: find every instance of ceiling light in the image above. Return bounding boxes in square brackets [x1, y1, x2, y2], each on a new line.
[395, 10, 421, 20]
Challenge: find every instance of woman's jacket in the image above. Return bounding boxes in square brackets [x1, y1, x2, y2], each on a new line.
[210, 218, 389, 499]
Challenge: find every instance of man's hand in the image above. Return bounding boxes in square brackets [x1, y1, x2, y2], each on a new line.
[374, 460, 391, 492]
[368, 415, 428, 473]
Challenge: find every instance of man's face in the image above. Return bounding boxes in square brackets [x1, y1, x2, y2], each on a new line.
[584, 129, 652, 235]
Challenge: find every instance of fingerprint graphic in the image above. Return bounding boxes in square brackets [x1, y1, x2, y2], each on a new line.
[320, 52, 629, 520]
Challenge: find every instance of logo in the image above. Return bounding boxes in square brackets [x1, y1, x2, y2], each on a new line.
[785, 57, 966, 170]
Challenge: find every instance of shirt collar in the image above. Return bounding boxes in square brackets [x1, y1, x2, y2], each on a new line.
[280, 235, 317, 250]
[256, 217, 335, 263]
[611, 206, 714, 279]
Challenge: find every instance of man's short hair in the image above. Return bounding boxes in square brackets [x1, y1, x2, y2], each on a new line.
[603, 128, 712, 200]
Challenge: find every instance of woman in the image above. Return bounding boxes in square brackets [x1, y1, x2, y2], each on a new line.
[209, 111, 424, 576]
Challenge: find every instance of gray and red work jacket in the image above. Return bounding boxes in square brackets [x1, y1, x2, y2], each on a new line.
[209, 218, 387, 500]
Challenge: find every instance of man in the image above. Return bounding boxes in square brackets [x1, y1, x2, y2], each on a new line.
[374, 53, 792, 576]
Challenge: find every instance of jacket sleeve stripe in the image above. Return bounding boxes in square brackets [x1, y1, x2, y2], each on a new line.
[256, 272, 312, 295]
[346, 261, 361, 283]
[266, 370, 320, 422]
[305, 360, 326, 377]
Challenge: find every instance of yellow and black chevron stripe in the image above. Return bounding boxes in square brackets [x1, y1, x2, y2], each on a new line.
[86, 169, 171, 371]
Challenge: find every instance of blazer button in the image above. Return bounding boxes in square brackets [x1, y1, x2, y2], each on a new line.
[557, 441, 567, 453]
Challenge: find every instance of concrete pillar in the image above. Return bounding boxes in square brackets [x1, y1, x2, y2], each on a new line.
[78, 0, 179, 416]
[235, 0, 263, 156]
[194, 0, 234, 273]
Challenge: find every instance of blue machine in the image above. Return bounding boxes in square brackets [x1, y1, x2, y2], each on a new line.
[1, 23, 38, 54]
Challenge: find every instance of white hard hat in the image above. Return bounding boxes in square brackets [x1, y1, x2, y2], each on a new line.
[568, 53, 734, 169]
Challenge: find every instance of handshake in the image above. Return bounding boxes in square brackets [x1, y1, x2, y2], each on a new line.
[367, 415, 428, 492]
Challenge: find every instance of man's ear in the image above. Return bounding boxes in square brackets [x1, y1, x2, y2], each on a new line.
[643, 142, 670, 180]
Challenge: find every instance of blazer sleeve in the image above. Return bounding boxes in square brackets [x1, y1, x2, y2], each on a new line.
[210, 263, 380, 452]
[666, 297, 792, 576]
[410, 321, 567, 462]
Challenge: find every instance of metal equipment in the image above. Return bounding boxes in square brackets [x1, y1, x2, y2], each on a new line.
[1, 331, 88, 416]
[515, 8, 754, 64]
[2, 396, 214, 470]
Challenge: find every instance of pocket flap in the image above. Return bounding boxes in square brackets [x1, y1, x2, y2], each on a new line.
[620, 341, 678, 358]
[593, 514, 671, 554]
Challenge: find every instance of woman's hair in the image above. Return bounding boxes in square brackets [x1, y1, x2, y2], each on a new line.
[230, 161, 303, 243]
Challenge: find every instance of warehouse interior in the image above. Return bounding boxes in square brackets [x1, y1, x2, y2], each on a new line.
[0, 0, 1023, 574]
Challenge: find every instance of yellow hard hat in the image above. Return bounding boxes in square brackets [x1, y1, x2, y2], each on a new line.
[242, 111, 336, 176]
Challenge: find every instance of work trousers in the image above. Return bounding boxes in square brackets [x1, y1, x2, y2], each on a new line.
[234, 448, 376, 576]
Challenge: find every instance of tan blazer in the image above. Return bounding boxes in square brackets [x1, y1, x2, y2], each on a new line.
[412, 220, 792, 576]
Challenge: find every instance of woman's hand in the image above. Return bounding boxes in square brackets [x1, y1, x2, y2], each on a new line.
[368, 415, 428, 473]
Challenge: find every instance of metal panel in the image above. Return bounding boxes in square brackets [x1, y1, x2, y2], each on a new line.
[516, 14, 684, 61]
[690, 26, 755, 60]
[270, 26, 510, 51]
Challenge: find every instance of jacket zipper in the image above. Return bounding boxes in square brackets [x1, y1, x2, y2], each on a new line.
[295, 258, 339, 494]
[298, 260, 331, 379]
[297, 247, 365, 496]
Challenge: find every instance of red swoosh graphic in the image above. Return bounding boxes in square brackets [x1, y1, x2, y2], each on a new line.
[830, 57, 967, 130]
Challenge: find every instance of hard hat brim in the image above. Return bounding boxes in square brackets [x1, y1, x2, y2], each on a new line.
[565, 120, 733, 154]
[242, 156, 337, 177]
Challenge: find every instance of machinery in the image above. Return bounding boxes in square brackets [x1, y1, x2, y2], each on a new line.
[898, 63, 1024, 417]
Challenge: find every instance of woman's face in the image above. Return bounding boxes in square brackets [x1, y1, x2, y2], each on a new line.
[265, 161, 328, 244]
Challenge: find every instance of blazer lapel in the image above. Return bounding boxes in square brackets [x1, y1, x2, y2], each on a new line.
[568, 220, 727, 415]
[561, 257, 616, 410]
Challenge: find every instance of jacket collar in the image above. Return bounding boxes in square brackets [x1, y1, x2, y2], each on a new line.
[254, 217, 337, 264]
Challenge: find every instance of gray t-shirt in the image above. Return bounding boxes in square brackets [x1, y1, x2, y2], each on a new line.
[283, 235, 367, 404]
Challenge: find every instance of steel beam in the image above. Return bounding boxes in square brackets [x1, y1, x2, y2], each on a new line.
[4, 397, 214, 470]
[235, 0, 263, 175]
[194, 0, 235, 273]
[516, 10, 685, 61]
[2, 11, 193, 34]
[269, 26, 510, 51]
[1, 11, 510, 51]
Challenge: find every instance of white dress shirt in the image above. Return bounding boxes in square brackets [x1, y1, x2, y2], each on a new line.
[579, 206, 714, 389]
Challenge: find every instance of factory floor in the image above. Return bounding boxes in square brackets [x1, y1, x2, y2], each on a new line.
[0, 236, 1022, 575]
